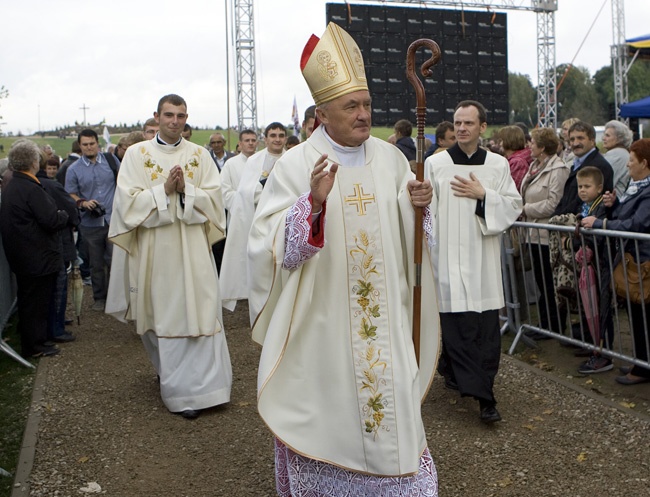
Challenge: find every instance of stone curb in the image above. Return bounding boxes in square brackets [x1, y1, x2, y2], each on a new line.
[502, 354, 650, 424]
[11, 357, 49, 497]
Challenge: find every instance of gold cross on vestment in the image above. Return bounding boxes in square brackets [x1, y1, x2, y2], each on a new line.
[345, 183, 375, 216]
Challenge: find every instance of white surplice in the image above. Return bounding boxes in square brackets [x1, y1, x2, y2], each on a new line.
[425, 147, 522, 313]
[220, 148, 280, 311]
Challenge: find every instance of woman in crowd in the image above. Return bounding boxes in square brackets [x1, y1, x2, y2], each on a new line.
[0, 140, 69, 358]
[582, 138, 650, 385]
[602, 120, 633, 196]
[500, 125, 532, 192]
[520, 127, 570, 337]
[560, 117, 580, 162]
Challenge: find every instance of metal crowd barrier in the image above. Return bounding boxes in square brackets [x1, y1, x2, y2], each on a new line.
[502, 221, 650, 373]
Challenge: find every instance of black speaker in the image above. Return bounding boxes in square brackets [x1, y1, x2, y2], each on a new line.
[384, 6, 406, 34]
[326, 3, 367, 32]
[368, 37, 387, 64]
[406, 10, 423, 36]
[367, 65, 388, 94]
[476, 12, 494, 37]
[441, 10, 459, 36]
[367, 5, 385, 33]
[371, 93, 389, 126]
[421, 9, 441, 38]
[387, 71, 407, 94]
[386, 37, 404, 64]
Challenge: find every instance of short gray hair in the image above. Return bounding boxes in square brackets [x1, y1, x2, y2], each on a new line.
[8, 140, 40, 172]
[605, 120, 633, 149]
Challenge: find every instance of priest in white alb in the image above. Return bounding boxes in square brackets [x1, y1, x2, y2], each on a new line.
[108, 94, 232, 420]
[248, 23, 441, 496]
[220, 123, 286, 311]
[425, 100, 522, 424]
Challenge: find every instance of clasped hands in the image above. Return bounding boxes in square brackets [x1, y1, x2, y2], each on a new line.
[581, 190, 615, 229]
[164, 165, 186, 196]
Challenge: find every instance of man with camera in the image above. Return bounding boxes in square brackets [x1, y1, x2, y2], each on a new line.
[65, 129, 119, 311]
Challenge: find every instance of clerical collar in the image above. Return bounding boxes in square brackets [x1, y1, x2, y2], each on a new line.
[447, 142, 487, 165]
[322, 127, 365, 167]
[156, 133, 182, 147]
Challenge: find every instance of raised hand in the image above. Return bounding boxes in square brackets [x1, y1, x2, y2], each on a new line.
[310, 154, 339, 213]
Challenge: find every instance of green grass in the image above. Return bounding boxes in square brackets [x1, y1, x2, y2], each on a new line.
[0, 125, 505, 161]
[0, 317, 35, 497]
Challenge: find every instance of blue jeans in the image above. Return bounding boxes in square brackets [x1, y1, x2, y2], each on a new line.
[79, 225, 112, 301]
[47, 263, 69, 338]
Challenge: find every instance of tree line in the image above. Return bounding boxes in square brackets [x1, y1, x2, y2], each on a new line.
[509, 59, 650, 127]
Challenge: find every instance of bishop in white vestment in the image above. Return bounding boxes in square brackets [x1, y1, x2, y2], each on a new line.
[248, 23, 440, 496]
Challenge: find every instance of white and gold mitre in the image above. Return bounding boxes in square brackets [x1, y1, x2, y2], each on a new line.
[300, 22, 368, 106]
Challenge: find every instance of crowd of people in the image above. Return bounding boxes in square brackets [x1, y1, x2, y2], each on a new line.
[1, 20, 649, 497]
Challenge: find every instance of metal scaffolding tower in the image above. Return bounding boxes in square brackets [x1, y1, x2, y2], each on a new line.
[234, 0, 257, 131]
[611, 0, 627, 120]
[534, 0, 557, 129]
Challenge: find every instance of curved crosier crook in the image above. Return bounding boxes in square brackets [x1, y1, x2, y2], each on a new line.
[405, 39, 441, 366]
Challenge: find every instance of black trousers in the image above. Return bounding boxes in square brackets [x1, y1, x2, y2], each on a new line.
[16, 272, 57, 357]
[630, 302, 650, 378]
[439, 310, 501, 405]
[212, 239, 225, 275]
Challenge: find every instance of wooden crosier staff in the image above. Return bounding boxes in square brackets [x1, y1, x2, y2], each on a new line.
[406, 39, 441, 366]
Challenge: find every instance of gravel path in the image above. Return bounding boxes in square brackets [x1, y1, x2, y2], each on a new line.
[17, 297, 650, 497]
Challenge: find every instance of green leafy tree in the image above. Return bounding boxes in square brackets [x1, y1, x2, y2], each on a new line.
[509, 72, 537, 127]
[556, 64, 605, 124]
[594, 59, 650, 118]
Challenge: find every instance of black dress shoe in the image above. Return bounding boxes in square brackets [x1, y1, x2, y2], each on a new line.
[480, 405, 502, 424]
[179, 409, 199, 419]
[65, 319, 73, 325]
[53, 332, 76, 343]
[619, 366, 633, 375]
[615, 375, 650, 385]
[31, 346, 61, 358]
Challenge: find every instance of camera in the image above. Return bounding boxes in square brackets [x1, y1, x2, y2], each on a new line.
[88, 204, 106, 218]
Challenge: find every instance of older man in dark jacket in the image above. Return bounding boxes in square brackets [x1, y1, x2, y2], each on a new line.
[554, 121, 614, 216]
[0, 140, 69, 358]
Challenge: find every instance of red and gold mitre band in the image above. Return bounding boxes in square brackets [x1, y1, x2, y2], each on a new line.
[300, 22, 368, 106]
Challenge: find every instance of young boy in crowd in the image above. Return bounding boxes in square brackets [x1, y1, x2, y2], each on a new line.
[574, 166, 614, 373]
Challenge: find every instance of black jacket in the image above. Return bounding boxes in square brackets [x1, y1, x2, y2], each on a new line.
[36, 169, 80, 263]
[593, 183, 650, 263]
[395, 136, 416, 162]
[553, 148, 614, 216]
[0, 172, 69, 276]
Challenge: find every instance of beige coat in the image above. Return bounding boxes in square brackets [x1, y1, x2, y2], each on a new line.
[521, 154, 570, 245]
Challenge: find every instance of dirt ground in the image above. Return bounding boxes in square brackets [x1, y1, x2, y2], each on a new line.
[18, 295, 650, 497]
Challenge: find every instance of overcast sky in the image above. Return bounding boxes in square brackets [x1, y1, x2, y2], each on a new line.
[1, 0, 649, 136]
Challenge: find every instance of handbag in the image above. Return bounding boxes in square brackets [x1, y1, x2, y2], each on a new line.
[613, 252, 650, 304]
[510, 229, 532, 271]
